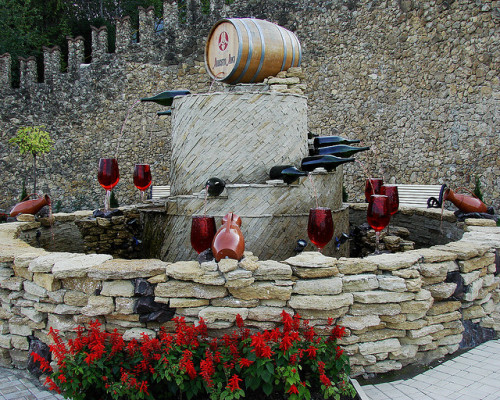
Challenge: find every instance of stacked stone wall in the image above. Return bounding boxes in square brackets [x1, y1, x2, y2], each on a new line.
[0, 211, 499, 376]
[0, 0, 498, 213]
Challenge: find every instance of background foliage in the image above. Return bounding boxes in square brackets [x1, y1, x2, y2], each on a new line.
[0, 0, 164, 85]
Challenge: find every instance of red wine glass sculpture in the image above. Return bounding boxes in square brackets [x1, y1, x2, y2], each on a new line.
[367, 195, 390, 254]
[98, 158, 119, 211]
[191, 216, 217, 254]
[381, 184, 399, 232]
[307, 207, 334, 253]
[364, 178, 384, 202]
[133, 164, 152, 202]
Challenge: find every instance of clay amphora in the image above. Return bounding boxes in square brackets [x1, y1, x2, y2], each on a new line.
[443, 188, 487, 214]
[211, 212, 245, 262]
[10, 194, 51, 217]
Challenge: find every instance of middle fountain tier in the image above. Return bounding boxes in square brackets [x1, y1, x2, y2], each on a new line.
[146, 87, 349, 262]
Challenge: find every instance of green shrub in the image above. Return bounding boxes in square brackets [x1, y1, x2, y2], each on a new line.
[35, 312, 355, 400]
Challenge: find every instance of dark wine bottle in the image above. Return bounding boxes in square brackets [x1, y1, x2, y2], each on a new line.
[313, 136, 361, 148]
[300, 155, 355, 172]
[269, 165, 308, 184]
[157, 110, 172, 116]
[310, 145, 370, 157]
[141, 90, 191, 106]
[308, 131, 319, 139]
[205, 177, 225, 196]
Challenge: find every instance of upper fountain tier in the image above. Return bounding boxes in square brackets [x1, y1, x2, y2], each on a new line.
[170, 90, 308, 195]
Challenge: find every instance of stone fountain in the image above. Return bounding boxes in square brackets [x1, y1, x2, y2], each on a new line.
[142, 80, 350, 262]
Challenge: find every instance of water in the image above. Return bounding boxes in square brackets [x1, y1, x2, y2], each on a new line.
[355, 160, 374, 196]
[307, 174, 319, 209]
[203, 184, 209, 216]
[115, 99, 142, 159]
[145, 113, 160, 161]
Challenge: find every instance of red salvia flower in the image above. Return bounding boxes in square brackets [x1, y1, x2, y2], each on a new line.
[236, 313, 244, 329]
[320, 373, 332, 387]
[287, 384, 299, 394]
[279, 333, 293, 352]
[238, 358, 254, 368]
[336, 346, 344, 359]
[305, 345, 317, 359]
[227, 374, 242, 392]
[30, 352, 52, 373]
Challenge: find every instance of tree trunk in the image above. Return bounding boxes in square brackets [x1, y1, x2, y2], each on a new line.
[33, 153, 37, 195]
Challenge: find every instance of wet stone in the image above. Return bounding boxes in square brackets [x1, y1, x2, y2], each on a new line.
[134, 278, 154, 297]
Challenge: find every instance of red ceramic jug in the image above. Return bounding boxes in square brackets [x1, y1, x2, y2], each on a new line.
[443, 188, 487, 214]
[10, 194, 51, 217]
[212, 212, 245, 262]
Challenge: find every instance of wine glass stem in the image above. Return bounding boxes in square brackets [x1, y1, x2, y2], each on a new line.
[375, 231, 381, 254]
[141, 190, 145, 202]
[105, 190, 111, 211]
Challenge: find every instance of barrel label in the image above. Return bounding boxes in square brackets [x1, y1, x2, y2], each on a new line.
[214, 54, 235, 68]
[206, 21, 240, 80]
[218, 31, 229, 51]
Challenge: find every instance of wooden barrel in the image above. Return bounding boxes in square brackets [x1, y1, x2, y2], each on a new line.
[205, 18, 302, 84]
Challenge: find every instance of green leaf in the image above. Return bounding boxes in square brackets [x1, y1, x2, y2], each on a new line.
[262, 382, 273, 396]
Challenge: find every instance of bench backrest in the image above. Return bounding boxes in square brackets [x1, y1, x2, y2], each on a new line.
[395, 184, 443, 208]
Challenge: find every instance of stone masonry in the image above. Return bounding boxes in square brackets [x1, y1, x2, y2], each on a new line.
[0, 209, 499, 376]
[0, 0, 498, 213]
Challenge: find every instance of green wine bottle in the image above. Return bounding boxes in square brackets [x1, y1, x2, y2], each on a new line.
[141, 90, 190, 106]
[301, 155, 355, 172]
[269, 165, 308, 184]
[311, 145, 370, 157]
[313, 136, 361, 148]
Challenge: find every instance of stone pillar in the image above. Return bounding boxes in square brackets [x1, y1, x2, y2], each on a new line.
[91, 26, 108, 62]
[19, 56, 37, 89]
[138, 6, 155, 45]
[163, 0, 178, 31]
[67, 36, 85, 73]
[0, 53, 11, 89]
[115, 17, 131, 53]
[213, 0, 229, 18]
[186, 0, 201, 25]
[43, 46, 61, 84]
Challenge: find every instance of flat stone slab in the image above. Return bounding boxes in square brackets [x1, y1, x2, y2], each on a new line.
[288, 293, 353, 310]
[367, 252, 423, 271]
[156, 280, 228, 299]
[29, 252, 82, 273]
[352, 291, 415, 303]
[53, 254, 113, 278]
[88, 258, 167, 279]
[283, 252, 337, 268]
[254, 260, 292, 280]
[292, 277, 342, 295]
[165, 261, 204, 280]
[198, 307, 249, 323]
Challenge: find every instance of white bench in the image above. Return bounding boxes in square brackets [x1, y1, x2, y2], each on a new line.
[395, 184, 444, 208]
[151, 185, 171, 199]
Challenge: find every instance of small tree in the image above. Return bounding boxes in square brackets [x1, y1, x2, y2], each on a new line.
[9, 126, 54, 195]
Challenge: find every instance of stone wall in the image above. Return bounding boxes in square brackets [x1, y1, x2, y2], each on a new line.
[0, 0, 498, 214]
[0, 211, 499, 376]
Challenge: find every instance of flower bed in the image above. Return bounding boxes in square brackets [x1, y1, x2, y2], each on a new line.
[34, 312, 355, 400]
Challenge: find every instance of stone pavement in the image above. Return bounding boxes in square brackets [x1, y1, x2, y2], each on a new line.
[361, 339, 500, 400]
[0, 367, 62, 400]
[1, 340, 500, 399]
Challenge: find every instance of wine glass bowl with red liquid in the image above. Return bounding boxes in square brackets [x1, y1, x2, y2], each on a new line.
[381, 185, 399, 234]
[365, 178, 384, 202]
[191, 216, 216, 254]
[98, 158, 119, 211]
[307, 207, 334, 253]
[367, 195, 390, 254]
[133, 164, 152, 202]
[381, 185, 399, 215]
